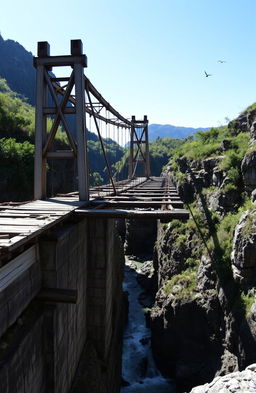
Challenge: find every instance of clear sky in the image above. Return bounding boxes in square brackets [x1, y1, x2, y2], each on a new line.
[1, 0, 256, 127]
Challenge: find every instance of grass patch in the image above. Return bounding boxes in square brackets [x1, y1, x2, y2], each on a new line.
[163, 270, 197, 298]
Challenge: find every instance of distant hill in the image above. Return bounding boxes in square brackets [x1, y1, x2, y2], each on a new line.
[0, 34, 210, 143]
[148, 123, 210, 140]
[0, 34, 36, 105]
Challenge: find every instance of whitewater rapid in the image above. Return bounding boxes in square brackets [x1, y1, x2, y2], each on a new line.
[121, 258, 176, 393]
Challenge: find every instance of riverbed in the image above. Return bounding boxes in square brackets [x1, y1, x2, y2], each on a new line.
[121, 257, 176, 393]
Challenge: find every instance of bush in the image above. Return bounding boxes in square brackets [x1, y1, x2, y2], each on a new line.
[164, 270, 197, 298]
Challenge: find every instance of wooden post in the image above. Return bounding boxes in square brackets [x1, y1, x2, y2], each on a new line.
[34, 42, 49, 200]
[144, 115, 150, 178]
[33, 40, 89, 201]
[128, 115, 135, 178]
[128, 115, 150, 178]
[72, 40, 89, 201]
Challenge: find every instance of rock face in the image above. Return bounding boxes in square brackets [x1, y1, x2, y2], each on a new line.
[149, 106, 256, 392]
[231, 209, 256, 286]
[228, 108, 256, 139]
[124, 219, 157, 256]
[241, 152, 256, 193]
[151, 289, 224, 392]
[190, 363, 256, 393]
[169, 155, 240, 214]
[151, 248, 227, 392]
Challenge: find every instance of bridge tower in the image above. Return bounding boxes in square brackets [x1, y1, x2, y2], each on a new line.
[128, 115, 150, 178]
[33, 40, 89, 201]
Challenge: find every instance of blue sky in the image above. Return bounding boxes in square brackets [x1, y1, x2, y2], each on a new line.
[1, 0, 256, 127]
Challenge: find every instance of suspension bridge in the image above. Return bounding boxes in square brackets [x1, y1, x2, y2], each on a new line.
[0, 40, 188, 393]
[0, 39, 188, 255]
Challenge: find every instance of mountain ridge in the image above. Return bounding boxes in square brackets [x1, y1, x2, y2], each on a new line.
[148, 123, 210, 140]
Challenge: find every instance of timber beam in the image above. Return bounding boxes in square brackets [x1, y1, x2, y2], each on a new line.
[75, 208, 189, 220]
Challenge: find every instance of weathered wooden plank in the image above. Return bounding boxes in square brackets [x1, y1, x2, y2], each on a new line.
[36, 288, 77, 304]
[76, 208, 189, 220]
[0, 246, 37, 290]
[90, 200, 184, 208]
[0, 235, 25, 247]
[0, 226, 40, 234]
[2, 209, 62, 215]
[0, 218, 53, 226]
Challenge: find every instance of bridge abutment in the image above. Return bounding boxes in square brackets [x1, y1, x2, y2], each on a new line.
[0, 217, 124, 393]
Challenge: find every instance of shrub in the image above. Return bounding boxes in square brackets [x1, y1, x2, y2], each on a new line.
[163, 270, 197, 298]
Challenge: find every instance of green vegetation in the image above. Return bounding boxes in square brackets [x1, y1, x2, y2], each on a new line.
[114, 137, 186, 178]
[172, 124, 249, 166]
[163, 270, 197, 298]
[149, 137, 185, 175]
[0, 78, 126, 200]
[163, 107, 256, 310]
[0, 138, 34, 200]
[240, 291, 255, 315]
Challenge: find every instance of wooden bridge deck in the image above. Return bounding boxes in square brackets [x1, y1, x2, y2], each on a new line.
[0, 177, 188, 257]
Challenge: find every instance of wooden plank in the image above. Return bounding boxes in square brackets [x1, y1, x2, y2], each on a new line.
[0, 236, 25, 247]
[0, 218, 54, 226]
[99, 194, 179, 200]
[0, 226, 41, 234]
[90, 200, 184, 208]
[36, 288, 77, 304]
[75, 208, 189, 220]
[0, 246, 37, 290]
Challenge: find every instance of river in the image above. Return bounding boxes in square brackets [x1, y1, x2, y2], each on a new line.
[121, 257, 176, 393]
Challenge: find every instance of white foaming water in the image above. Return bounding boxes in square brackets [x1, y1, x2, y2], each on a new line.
[121, 260, 176, 393]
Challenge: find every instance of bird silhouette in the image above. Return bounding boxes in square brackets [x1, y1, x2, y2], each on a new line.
[204, 70, 212, 77]
[218, 60, 226, 63]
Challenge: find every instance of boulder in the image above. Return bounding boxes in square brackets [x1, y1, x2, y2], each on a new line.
[221, 139, 232, 151]
[202, 156, 224, 172]
[251, 188, 256, 204]
[250, 121, 256, 142]
[151, 290, 224, 393]
[189, 363, 256, 393]
[197, 255, 217, 291]
[231, 210, 256, 285]
[137, 260, 155, 293]
[241, 151, 256, 193]
[177, 156, 189, 173]
[207, 188, 240, 214]
[212, 169, 224, 187]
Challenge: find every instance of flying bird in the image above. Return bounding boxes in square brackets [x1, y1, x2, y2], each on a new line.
[204, 70, 212, 77]
[218, 60, 226, 63]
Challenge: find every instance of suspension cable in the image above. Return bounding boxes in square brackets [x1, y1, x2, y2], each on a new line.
[86, 88, 117, 195]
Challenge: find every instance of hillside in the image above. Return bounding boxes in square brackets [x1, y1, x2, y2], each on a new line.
[149, 103, 256, 391]
[0, 35, 211, 144]
[0, 78, 124, 201]
[148, 123, 210, 141]
[114, 137, 186, 178]
[0, 34, 36, 105]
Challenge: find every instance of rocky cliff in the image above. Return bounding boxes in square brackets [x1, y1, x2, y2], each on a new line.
[149, 105, 256, 392]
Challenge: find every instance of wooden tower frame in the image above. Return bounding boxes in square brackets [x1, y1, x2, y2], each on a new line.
[33, 40, 89, 201]
[128, 115, 150, 178]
